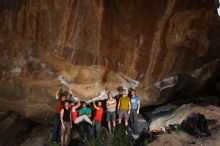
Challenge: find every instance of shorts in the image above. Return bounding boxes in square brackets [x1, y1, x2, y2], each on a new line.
[118, 109, 129, 120]
[106, 111, 116, 121]
[61, 121, 71, 135]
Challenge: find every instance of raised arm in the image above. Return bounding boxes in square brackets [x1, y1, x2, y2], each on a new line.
[93, 101, 99, 110]
[73, 99, 81, 109]
[55, 88, 61, 100]
[76, 100, 81, 108]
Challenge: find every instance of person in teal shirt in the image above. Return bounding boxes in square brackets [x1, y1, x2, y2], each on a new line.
[78, 106, 92, 115]
[74, 102, 92, 125]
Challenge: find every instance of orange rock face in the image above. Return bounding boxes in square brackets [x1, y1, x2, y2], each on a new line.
[0, 0, 220, 118]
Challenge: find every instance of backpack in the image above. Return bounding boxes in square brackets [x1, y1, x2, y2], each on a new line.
[181, 113, 211, 138]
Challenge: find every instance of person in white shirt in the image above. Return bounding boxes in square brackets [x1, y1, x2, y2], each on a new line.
[106, 92, 117, 134]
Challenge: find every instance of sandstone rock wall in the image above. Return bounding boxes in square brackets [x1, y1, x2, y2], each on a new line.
[0, 0, 220, 119]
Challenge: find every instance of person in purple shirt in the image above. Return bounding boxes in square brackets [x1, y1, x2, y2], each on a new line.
[130, 89, 140, 134]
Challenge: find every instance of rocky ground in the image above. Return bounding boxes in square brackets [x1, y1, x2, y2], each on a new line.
[149, 125, 220, 146]
[1, 103, 220, 146]
[148, 103, 220, 146]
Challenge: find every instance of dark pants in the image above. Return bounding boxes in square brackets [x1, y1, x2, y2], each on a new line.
[130, 109, 138, 134]
[52, 113, 61, 142]
[93, 120, 101, 138]
[78, 122, 93, 140]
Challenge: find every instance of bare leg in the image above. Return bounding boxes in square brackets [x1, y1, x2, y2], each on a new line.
[83, 115, 92, 125]
[112, 120, 116, 133]
[125, 120, 128, 126]
[61, 135, 64, 146]
[74, 115, 85, 124]
[64, 134, 68, 146]
[125, 120, 128, 134]
[108, 121, 111, 133]
[118, 119, 121, 124]
[75, 115, 92, 125]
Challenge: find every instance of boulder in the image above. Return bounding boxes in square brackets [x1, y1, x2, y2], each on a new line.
[149, 104, 220, 130]
[74, 67, 100, 84]
[0, 111, 49, 146]
[148, 126, 220, 146]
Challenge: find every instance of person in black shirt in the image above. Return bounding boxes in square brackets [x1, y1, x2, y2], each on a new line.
[60, 100, 71, 146]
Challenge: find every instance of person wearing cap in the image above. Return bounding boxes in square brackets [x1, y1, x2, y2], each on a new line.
[60, 100, 72, 146]
[52, 88, 67, 144]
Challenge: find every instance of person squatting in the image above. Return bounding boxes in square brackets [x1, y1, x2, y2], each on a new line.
[52, 87, 140, 146]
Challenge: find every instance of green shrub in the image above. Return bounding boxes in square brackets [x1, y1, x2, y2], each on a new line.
[111, 124, 135, 146]
[44, 125, 135, 146]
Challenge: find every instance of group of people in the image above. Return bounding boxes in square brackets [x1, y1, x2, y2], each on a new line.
[52, 87, 140, 146]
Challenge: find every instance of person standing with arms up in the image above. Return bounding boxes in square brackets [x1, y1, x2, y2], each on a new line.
[52, 88, 67, 144]
[130, 89, 140, 134]
[70, 98, 81, 124]
[93, 100, 103, 137]
[117, 89, 131, 134]
[106, 92, 117, 134]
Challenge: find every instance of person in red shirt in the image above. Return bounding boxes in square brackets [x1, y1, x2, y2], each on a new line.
[93, 100, 103, 138]
[70, 98, 81, 124]
[52, 87, 67, 144]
